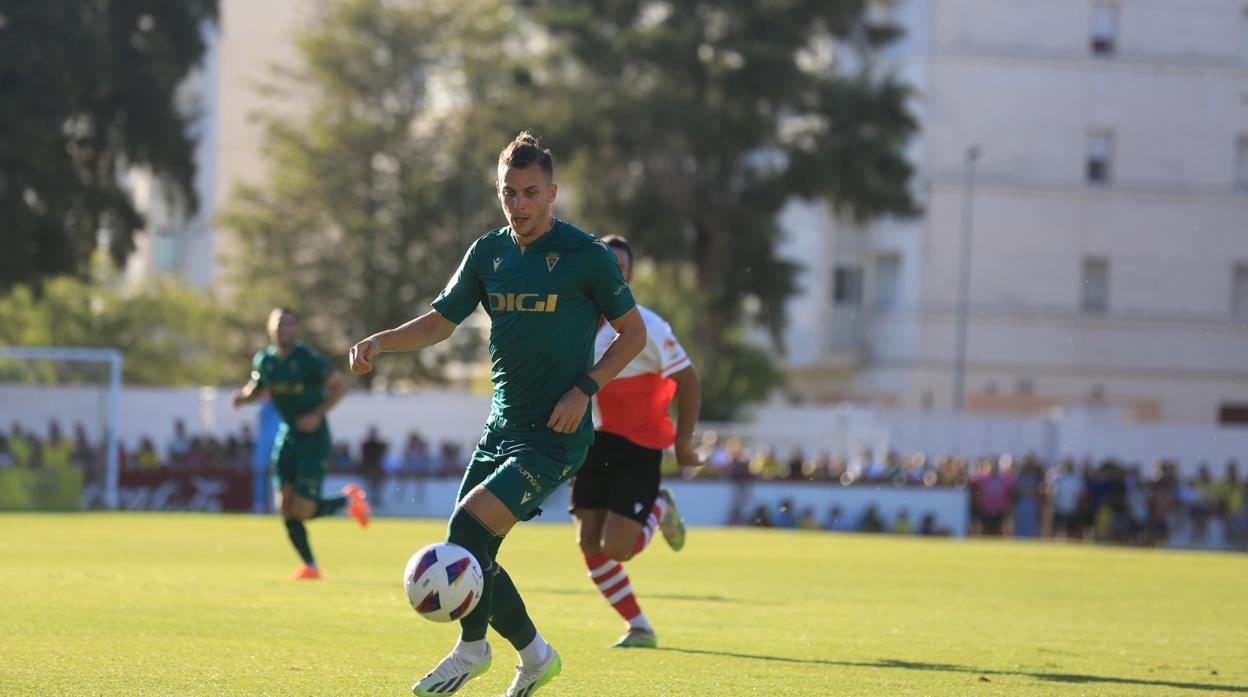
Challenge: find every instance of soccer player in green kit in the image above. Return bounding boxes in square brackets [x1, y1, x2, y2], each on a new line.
[348, 132, 645, 697]
[233, 307, 371, 580]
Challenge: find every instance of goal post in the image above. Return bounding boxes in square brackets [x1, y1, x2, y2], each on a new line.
[0, 346, 123, 510]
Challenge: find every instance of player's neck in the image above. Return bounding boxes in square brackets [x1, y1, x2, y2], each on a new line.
[273, 343, 295, 359]
[512, 216, 556, 250]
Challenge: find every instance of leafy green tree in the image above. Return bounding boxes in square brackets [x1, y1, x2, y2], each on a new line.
[518, 0, 918, 415]
[220, 0, 517, 387]
[0, 0, 218, 291]
[0, 265, 240, 385]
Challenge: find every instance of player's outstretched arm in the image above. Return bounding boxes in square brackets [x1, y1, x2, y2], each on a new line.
[231, 379, 266, 408]
[670, 364, 702, 468]
[348, 310, 457, 374]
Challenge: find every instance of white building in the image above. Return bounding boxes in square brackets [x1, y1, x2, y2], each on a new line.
[124, 0, 308, 289]
[780, 0, 1248, 424]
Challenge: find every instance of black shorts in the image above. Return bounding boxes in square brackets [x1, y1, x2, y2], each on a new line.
[569, 431, 662, 525]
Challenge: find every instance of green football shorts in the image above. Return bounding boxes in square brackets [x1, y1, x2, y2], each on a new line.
[271, 429, 330, 501]
[456, 428, 588, 521]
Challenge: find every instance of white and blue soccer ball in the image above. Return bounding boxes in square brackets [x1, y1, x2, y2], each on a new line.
[404, 542, 484, 623]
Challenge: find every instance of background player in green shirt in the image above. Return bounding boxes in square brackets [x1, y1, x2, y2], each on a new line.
[349, 132, 646, 697]
[233, 307, 370, 580]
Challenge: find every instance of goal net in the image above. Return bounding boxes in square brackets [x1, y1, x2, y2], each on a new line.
[0, 347, 122, 510]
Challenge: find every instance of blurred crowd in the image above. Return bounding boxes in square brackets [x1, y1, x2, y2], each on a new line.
[0, 418, 469, 480]
[6, 419, 1245, 551]
[694, 432, 1246, 551]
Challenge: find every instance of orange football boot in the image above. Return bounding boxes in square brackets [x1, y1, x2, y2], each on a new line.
[344, 484, 371, 528]
[289, 565, 321, 580]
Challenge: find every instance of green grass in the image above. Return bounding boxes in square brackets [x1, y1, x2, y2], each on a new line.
[1, 514, 1245, 696]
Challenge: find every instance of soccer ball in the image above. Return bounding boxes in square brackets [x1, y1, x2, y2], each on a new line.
[403, 542, 484, 623]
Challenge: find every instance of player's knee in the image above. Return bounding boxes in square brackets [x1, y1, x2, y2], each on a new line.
[578, 536, 602, 557]
[602, 538, 634, 562]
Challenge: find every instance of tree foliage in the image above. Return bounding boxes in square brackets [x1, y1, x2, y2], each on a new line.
[0, 264, 240, 386]
[0, 0, 218, 291]
[221, 0, 518, 386]
[518, 0, 917, 413]
[222, 0, 915, 417]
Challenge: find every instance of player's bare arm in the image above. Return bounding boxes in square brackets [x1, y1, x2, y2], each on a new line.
[548, 306, 646, 433]
[670, 364, 702, 468]
[348, 310, 457, 374]
[296, 372, 348, 432]
[231, 379, 267, 408]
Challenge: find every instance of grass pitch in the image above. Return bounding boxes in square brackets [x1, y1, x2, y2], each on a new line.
[1, 513, 1245, 696]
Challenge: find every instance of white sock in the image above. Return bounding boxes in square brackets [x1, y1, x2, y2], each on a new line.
[517, 633, 551, 667]
[456, 638, 489, 661]
[628, 612, 652, 632]
[654, 497, 669, 522]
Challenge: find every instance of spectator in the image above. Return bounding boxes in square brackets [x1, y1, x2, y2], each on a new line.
[892, 509, 912, 535]
[42, 421, 73, 468]
[185, 436, 208, 469]
[972, 456, 1014, 536]
[134, 437, 160, 470]
[435, 440, 464, 477]
[359, 426, 388, 504]
[331, 443, 354, 472]
[166, 419, 191, 466]
[1047, 459, 1084, 540]
[0, 434, 14, 468]
[1012, 458, 1043, 538]
[783, 447, 805, 480]
[9, 423, 32, 467]
[797, 506, 818, 530]
[774, 497, 797, 528]
[858, 505, 884, 533]
[918, 512, 948, 536]
[823, 505, 853, 532]
[393, 433, 431, 475]
[749, 504, 773, 528]
[71, 423, 97, 472]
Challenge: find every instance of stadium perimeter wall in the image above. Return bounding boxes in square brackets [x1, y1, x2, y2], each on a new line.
[2, 385, 1246, 475]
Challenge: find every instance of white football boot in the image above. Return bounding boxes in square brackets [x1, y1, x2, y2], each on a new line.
[502, 646, 561, 697]
[412, 641, 492, 696]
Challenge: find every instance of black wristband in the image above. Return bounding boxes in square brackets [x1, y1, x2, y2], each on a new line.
[576, 374, 599, 396]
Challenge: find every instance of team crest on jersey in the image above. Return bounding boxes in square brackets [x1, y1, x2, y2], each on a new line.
[545, 253, 560, 272]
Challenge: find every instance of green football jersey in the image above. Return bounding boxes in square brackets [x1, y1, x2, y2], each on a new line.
[433, 219, 636, 446]
[250, 342, 334, 439]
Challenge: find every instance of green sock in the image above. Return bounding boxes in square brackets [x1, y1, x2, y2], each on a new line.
[489, 563, 537, 650]
[447, 508, 498, 642]
[312, 495, 347, 518]
[284, 518, 315, 566]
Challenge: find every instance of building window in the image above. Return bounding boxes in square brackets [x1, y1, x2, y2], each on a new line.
[833, 266, 863, 306]
[1237, 137, 1248, 190]
[1087, 130, 1113, 184]
[1091, 1, 1118, 56]
[1234, 264, 1248, 321]
[1082, 257, 1109, 314]
[873, 253, 901, 312]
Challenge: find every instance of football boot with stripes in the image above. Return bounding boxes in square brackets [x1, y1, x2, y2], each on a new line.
[412, 642, 491, 696]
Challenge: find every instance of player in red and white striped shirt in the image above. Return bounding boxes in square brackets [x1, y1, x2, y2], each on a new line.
[569, 235, 702, 649]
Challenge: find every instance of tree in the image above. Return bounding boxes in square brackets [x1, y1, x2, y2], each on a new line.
[0, 262, 241, 386]
[0, 0, 218, 291]
[517, 0, 918, 414]
[220, 0, 517, 387]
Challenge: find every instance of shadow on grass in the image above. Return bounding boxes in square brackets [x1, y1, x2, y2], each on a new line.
[653, 648, 1245, 693]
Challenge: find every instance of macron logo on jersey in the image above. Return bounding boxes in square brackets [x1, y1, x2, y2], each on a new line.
[493, 257, 503, 271]
[487, 292, 559, 313]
